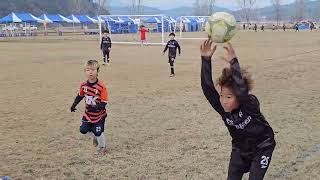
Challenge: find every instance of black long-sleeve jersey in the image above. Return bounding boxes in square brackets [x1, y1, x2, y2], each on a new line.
[100, 37, 112, 50]
[163, 40, 181, 57]
[201, 56, 275, 153]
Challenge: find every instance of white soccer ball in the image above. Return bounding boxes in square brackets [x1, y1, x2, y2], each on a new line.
[205, 12, 237, 43]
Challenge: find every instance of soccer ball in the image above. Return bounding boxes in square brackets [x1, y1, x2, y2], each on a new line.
[205, 12, 237, 43]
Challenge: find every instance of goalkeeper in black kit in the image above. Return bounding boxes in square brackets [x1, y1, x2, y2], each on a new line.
[200, 40, 276, 180]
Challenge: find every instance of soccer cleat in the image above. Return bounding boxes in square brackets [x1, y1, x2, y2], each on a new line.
[170, 74, 175, 77]
[99, 147, 108, 156]
[95, 146, 108, 156]
[93, 137, 98, 147]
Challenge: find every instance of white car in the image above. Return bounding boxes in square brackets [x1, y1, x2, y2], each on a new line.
[23, 25, 38, 31]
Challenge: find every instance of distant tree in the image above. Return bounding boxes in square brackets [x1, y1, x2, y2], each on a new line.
[236, 0, 258, 23]
[295, 0, 305, 21]
[271, 0, 282, 25]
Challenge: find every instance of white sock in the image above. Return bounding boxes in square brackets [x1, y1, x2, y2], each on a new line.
[97, 132, 106, 148]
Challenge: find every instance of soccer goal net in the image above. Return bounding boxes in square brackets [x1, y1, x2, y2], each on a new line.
[99, 14, 175, 45]
[177, 16, 209, 40]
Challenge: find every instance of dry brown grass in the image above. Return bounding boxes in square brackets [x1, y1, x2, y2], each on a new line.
[0, 31, 320, 180]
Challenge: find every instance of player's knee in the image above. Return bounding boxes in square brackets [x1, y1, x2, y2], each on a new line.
[79, 127, 89, 134]
[93, 131, 102, 137]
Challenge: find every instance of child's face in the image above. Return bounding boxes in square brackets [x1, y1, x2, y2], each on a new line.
[103, 33, 108, 37]
[85, 67, 98, 81]
[170, 35, 175, 40]
[219, 86, 239, 112]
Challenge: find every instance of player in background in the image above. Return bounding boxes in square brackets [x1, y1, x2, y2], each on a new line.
[163, 33, 181, 77]
[139, 25, 149, 47]
[100, 30, 112, 65]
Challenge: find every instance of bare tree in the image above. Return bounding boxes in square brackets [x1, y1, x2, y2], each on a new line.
[127, 0, 143, 15]
[137, 0, 143, 14]
[208, 0, 215, 15]
[295, 0, 305, 21]
[129, 0, 136, 14]
[193, 0, 201, 16]
[73, 0, 82, 14]
[271, 0, 282, 25]
[193, 0, 215, 16]
[94, 0, 107, 15]
[236, 0, 258, 23]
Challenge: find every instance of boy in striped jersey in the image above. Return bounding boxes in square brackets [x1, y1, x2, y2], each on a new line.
[70, 60, 108, 156]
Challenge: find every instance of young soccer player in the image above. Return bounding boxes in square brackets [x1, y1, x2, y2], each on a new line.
[310, 23, 315, 31]
[100, 30, 112, 65]
[163, 33, 181, 77]
[200, 40, 276, 180]
[295, 24, 299, 32]
[139, 25, 149, 47]
[283, 24, 286, 31]
[70, 60, 109, 156]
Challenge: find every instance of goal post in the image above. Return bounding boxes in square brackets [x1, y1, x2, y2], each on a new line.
[99, 14, 167, 45]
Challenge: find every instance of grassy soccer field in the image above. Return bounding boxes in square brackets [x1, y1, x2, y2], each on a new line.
[0, 31, 320, 180]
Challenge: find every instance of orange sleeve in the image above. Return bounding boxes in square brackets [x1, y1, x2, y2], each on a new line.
[79, 84, 84, 97]
[100, 84, 108, 102]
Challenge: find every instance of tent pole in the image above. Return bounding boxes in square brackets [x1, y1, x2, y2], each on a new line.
[179, 17, 182, 39]
[99, 17, 102, 44]
[25, 22, 27, 36]
[107, 21, 111, 39]
[161, 15, 164, 45]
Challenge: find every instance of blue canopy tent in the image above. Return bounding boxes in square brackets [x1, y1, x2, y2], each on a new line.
[0, 12, 44, 23]
[39, 14, 72, 23]
[165, 17, 177, 32]
[100, 16, 120, 33]
[100, 16, 137, 34]
[67, 15, 96, 32]
[92, 16, 105, 23]
[184, 17, 201, 32]
[295, 21, 314, 30]
[144, 16, 171, 32]
[68, 15, 97, 24]
[38, 14, 73, 35]
[67, 14, 81, 24]
[118, 16, 138, 33]
[0, 12, 43, 36]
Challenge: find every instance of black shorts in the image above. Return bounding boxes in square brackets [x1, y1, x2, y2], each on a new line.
[227, 142, 276, 180]
[79, 115, 106, 136]
[102, 49, 110, 58]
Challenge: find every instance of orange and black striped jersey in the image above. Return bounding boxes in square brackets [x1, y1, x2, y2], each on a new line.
[79, 80, 108, 123]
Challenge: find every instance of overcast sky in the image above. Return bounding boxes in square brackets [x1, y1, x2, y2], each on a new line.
[109, 0, 303, 10]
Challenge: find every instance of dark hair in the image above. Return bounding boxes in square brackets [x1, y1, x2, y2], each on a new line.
[103, 30, 109, 34]
[169, 32, 175, 37]
[216, 67, 253, 93]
